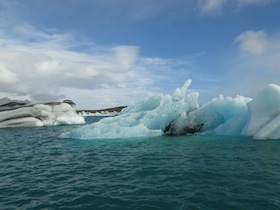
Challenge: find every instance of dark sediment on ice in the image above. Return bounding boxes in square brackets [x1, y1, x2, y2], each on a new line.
[164, 121, 204, 136]
[77, 106, 128, 114]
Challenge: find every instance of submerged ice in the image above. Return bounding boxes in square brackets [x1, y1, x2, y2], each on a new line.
[61, 80, 280, 140]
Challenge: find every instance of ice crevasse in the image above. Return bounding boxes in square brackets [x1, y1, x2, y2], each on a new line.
[61, 80, 280, 140]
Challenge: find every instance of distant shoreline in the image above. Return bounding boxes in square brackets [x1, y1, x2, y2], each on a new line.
[77, 106, 127, 114]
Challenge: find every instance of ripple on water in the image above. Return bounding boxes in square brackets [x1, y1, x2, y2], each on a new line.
[0, 129, 280, 209]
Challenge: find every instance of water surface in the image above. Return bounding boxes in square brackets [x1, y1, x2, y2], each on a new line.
[1, 119, 280, 209]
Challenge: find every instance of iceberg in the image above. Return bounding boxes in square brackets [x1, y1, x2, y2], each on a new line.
[61, 80, 280, 140]
[61, 80, 199, 139]
[0, 98, 85, 128]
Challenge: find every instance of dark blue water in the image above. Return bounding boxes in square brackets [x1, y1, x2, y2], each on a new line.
[1, 117, 280, 209]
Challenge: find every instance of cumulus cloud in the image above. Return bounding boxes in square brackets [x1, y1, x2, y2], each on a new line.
[228, 30, 280, 97]
[0, 24, 191, 108]
[0, 44, 139, 100]
[235, 30, 268, 55]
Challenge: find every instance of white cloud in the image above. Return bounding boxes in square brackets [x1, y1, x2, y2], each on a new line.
[197, 0, 279, 15]
[0, 24, 191, 108]
[235, 30, 268, 55]
[0, 66, 18, 84]
[198, 0, 225, 15]
[0, 46, 138, 100]
[227, 30, 280, 97]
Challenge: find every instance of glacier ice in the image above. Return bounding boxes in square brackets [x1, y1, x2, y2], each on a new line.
[61, 80, 199, 139]
[61, 80, 280, 140]
[167, 95, 251, 136]
[242, 84, 280, 139]
[0, 99, 85, 128]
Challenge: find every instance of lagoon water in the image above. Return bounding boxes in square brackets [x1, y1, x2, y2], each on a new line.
[1, 117, 280, 210]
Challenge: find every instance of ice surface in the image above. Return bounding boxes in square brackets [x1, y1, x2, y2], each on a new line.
[0, 101, 85, 128]
[61, 80, 280, 140]
[254, 115, 280, 139]
[0, 117, 44, 127]
[169, 95, 251, 136]
[242, 84, 280, 139]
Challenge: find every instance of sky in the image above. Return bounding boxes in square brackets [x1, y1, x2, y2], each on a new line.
[0, 0, 280, 109]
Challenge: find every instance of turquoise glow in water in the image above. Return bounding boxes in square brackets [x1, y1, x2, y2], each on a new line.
[1, 118, 280, 209]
